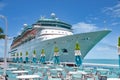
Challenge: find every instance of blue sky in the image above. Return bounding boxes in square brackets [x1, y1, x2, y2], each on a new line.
[0, 0, 120, 59]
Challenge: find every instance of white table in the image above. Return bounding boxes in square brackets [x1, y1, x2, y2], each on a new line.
[69, 71, 87, 75]
[68, 71, 78, 74]
[68, 71, 87, 79]
[107, 78, 120, 80]
[49, 78, 61, 80]
[12, 70, 28, 75]
[77, 71, 87, 75]
[17, 75, 40, 80]
[39, 66, 49, 69]
[97, 68, 109, 71]
[30, 65, 39, 68]
[51, 68, 63, 71]
[6, 68, 17, 71]
[84, 67, 94, 70]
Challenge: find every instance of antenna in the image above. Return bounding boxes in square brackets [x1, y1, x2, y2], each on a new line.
[103, 20, 108, 30]
[41, 16, 45, 19]
[51, 13, 56, 19]
[23, 24, 28, 27]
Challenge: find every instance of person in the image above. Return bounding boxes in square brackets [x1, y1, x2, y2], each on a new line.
[5, 74, 8, 80]
[0, 74, 8, 80]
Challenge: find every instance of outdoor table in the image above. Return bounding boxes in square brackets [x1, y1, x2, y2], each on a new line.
[68, 71, 78, 74]
[12, 70, 28, 75]
[68, 71, 87, 75]
[84, 67, 94, 70]
[30, 65, 39, 69]
[39, 66, 49, 69]
[51, 68, 63, 71]
[48, 78, 61, 80]
[97, 68, 109, 71]
[6, 68, 17, 71]
[107, 78, 120, 80]
[77, 71, 87, 75]
[97, 68, 110, 75]
[30, 65, 39, 68]
[72, 67, 79, 71]
[68, 71, 87, 79]
[16, 75, 40, 80]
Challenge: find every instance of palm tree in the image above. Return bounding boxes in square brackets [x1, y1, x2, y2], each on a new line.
[0, 27, 5, 39]
[118, 36, 120, 47]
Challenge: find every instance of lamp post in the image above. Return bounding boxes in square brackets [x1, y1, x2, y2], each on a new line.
[118, 37, 120, 69]
[0, 15, 8, 76]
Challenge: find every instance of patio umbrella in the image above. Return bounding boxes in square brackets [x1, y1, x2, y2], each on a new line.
[74, 42, 82, 67]
[118, 37, 120, 68]
[16, 53, 19, 63]
[53, 46, 60, 65]
[19, 52, 23, 63]
[25, 51, 29, 63]
[40, 49, 45, 64]
[12, 54, 15, 63]
[32, 50, 37, 63]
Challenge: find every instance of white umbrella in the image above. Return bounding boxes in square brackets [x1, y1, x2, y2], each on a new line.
[20, 52, 23, 63]
[16, 53, 19, 63]
[25, 51, 29, 63]
[40, 49, 45, 64]
[53, 46, 60, 65]
[74, 42, 82, 67]
[32, 50, 37, 63]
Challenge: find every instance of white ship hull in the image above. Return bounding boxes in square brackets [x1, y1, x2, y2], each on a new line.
[10, 30, 111, 62]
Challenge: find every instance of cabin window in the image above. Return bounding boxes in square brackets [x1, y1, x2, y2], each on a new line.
[62, 48, 68, 53]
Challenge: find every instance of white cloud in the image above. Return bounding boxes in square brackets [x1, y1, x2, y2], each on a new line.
[95, 42, 117, 52]
[72, 22, 98, 34]
[111, 22, 120, 26]
[0, 2, 6, 10]
[103, 3, 120, 18]
[96, 47, 110, 51]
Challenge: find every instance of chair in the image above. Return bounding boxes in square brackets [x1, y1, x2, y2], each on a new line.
[34, 72, 43, 77]
[72, 74, 82, 80]
[43, 76, 48, 80]
[7, 73, 18, 80]
[25, 57, 29, 63]
[50, 70, 58, 78]
[48, 78, 61, 80]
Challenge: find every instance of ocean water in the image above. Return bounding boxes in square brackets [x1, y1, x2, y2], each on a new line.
[83, 59, 119, 65]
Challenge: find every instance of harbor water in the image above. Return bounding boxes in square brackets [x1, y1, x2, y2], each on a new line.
[83, 59, 119, 65]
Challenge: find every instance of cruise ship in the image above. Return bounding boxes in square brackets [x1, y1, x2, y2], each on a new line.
[10, 13, 111, 62]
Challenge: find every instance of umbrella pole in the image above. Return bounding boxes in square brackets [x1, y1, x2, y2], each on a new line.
[119, 55, 120, 69]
